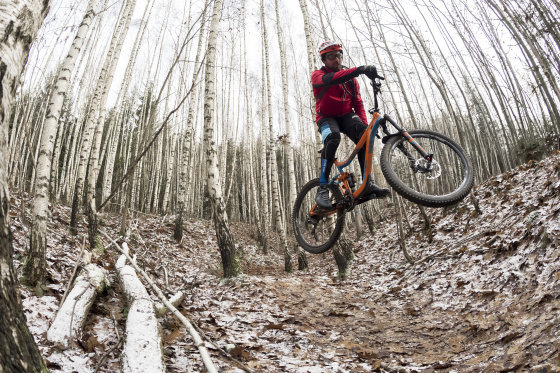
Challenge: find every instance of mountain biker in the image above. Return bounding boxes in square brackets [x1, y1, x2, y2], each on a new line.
[312, 40, 390, 208]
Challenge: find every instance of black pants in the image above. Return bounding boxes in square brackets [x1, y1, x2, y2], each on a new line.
[318, 111, 367, 183]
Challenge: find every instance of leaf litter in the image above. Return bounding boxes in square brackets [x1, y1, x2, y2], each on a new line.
[9, 151, 560, 372]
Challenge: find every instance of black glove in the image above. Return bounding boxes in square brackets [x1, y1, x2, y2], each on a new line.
[357, 65, 377, 79]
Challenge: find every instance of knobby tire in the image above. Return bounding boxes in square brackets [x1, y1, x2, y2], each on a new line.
[292, 178, 345, 254]
[380, 130, 474, 207]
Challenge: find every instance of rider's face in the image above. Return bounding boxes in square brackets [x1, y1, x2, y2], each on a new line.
[324, 51, 342, 71]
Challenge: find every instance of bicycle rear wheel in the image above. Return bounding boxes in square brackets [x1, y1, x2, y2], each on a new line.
[292, 178, 345, 254]
[380, 130, 474, 207]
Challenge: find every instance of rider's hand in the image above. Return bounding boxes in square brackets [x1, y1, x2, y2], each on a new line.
[357, 65, 377, 78]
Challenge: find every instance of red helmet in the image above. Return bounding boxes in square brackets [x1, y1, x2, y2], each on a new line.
[318, 40, 343, 56]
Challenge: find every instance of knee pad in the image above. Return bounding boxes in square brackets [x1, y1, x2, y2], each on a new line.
[322, 132, 341, 159]
[324, 132, 341, 146]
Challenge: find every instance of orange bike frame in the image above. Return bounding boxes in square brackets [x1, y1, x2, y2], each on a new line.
[333, 111, 383, 200]
[308, 111, 384, 218]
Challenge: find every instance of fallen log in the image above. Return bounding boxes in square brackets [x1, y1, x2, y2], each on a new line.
[100, 229, 218, 373]
[47, 263, 109, 348]
[116, 243, 165, 373]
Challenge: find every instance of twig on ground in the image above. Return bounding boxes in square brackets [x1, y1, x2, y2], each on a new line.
[188, 317, 254, 373]
[163, 266, 169, 288]
[154, 284, 252, 372]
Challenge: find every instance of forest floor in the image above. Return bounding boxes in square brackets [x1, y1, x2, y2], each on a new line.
[11, 151, 560, 373]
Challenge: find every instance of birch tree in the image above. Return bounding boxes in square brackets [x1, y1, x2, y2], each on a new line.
[24, 0, 101, 287]
[175, 0, 208, 240]
[273, 0, 308, 269]
[0, 1, 50, 371]
[260, 0, 292, 271]
[101, 0, 155, 204]
[86, 0, 136, 247]
[70, 0, 129, 234]
[297, 0, 317, 76]
[204, 0, 239, 277]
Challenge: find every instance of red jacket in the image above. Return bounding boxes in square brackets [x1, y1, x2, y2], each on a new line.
[311, 66, 367, 125]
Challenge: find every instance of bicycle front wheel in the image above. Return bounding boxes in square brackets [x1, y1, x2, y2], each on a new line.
[380, 130, 474, 207]
[292, 178, 345, 254]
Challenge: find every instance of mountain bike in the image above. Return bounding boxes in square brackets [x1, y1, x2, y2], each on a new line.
[292, 73, 474, 254]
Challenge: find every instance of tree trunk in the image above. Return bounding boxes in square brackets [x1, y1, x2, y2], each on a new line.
[0, 1, 50, 371]
[297, 0, 317, 76]
[86, 0, 136, 247]
[275, 0, 307, 270]
[47, 263, 109, 348]
[261, 0, 291, 270]
[70, 0, 129, 234]
[24, 0, 101, 287]
[116, 243, 165, 373]
[175, 1, 208, 240]
[204, 0, 239, 278]
[102, 0, 154, 205]
[333, 235, 354, 278]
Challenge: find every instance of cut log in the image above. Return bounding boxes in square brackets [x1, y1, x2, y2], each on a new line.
[117, 243, 165, 373]
[155, 291, 186, 317]
[47, 264, 109, 347]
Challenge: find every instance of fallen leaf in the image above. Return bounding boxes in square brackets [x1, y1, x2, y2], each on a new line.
[263, 323, 284, 331]
[230, 346, 252, 361]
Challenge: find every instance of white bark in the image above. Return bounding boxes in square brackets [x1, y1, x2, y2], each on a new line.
[203, 0, 239, 278]
[101, 233, 217, 373]
[274, 0, 296, 204]
[175, 3, 207, 237]
[296, 0, 322, 145]
[70, 0, 128, 229]
[101, 0, 153, 203]
[1, 2, 51, 369]
[47, 263, 109, 348]
[259, 28, 270, 242]
[88, 0, 136, 209]
[202, 3, 223, 201]
[27, 0, 101, 286]
[155, 291, 186, 317]
[261, 0, 290, 268]
[116, 243, 165, 373]
[297, 0, 317, 75]
[160, 132, 175, 212]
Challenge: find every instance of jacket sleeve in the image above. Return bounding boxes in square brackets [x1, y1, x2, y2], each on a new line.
[351, 78, 368, 125]
[312, 67, 360, 88]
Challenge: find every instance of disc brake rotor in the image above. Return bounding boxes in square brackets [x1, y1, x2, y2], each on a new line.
[415, 158, 441, 179]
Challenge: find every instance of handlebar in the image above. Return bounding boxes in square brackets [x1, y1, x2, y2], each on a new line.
[365, 71, 384, 81]
[367, 71, 384, 113]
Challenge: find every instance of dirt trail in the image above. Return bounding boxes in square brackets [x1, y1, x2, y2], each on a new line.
[13, 152, 560, 372]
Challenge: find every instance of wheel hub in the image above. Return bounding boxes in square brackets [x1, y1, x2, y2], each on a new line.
[415, 158, 441, 179]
